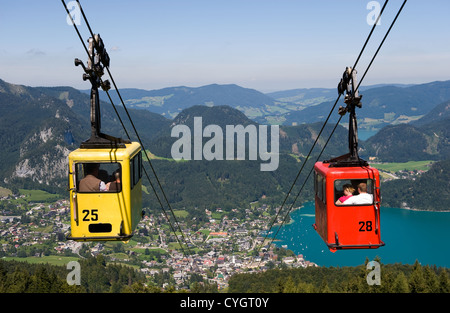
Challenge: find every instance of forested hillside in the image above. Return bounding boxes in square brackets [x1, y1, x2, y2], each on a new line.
[361, 117, 450, 162]
[1, 78, 449, 212]
[0, 256, 153, 293]
[1, 257, 448, 293]
[381, 159, 450, 211]
[228, 260, 450, 293]
[140, 106, 350, 212]
[0, 79, 170, 192]
[283, 80, 450, 128]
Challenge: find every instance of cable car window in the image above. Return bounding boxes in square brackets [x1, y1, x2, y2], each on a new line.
[76, 162, 122, 193]
[334, 179, 374, 206]
[138, 152, 142, 179]
[315, 172, 326, 203]
[134, 152, 141, 185]
[134, 156, 139, 186]
[316, 173, 322, 200]
[314, 172, 317, 195]
[130, 152, 142, 189]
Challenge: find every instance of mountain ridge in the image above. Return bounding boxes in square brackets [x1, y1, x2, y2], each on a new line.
[87, 80, 450, 130]
[361, 99, 450, 162]
[90, 83, 283, 120]
[283, 80, 450, 129]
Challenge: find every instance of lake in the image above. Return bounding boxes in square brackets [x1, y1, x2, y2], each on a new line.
[270, 201, 450, 268]
[358, 129, 378, 141]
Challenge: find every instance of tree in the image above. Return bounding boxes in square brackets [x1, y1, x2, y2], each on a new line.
[0, 262, 7, 292]
[29, 267, 53, 293]
[423, 265, 439, 293]
[318, 278, 331, 293]
[391, 272, 410, 293]
[408, 261, 427, 293]
[438, 269, 450, 293]
[4, 267, 31, 292]
[282, 277, 297, 293]
[297, 281, 315, 293]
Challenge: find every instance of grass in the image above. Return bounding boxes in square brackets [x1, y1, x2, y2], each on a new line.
[371, 160, 434, 173]
[143, 150, 173, 161]
[19, 189, 60, 202]
[0, 187, 12, 197]
[3, 256, 79, 266]
[211, 211, 226, 219]
[198, 229, 210, 236]
[173, 210, 189, 218]
[143, 150, 187, 162]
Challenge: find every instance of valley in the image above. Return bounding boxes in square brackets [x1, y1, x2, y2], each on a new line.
[1, 78, 449, 213]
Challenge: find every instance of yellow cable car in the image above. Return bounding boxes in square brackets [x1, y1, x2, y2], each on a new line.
[67, 142, 143, 241]
[66, 34, 143, 241]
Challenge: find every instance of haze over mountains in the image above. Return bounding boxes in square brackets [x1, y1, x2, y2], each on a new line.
[1, 78, 449, 211]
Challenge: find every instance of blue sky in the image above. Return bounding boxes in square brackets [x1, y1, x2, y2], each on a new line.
[0, 0, 449, 92]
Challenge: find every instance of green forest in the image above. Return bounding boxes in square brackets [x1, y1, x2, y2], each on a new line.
[228, 259, 450, 293]
[0, 256, 155, 293]
[1, 256, 448, 293]
[0, 256, 220, 293]
[381, 159, 450, 211]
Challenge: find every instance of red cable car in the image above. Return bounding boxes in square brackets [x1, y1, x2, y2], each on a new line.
[313, 67, 385, 252]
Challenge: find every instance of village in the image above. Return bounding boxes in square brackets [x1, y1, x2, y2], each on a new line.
[0, 194, 317, 290]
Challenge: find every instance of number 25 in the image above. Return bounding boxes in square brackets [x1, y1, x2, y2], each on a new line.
[82, 209, 98, 221]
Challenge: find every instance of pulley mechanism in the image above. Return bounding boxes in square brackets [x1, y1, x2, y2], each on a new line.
[326, 67, 367, 167]
[75, 34, 129, 148]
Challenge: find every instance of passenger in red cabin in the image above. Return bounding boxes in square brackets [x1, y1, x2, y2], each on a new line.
[343, 183, 373, 205]
[335, 184, 355, 205]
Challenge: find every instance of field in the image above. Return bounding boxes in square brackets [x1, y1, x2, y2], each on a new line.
[0, 186, 12, 197]
[3, 256, 78, 266]
[371, 160, 434, 173]
[19, 189, 61, 202]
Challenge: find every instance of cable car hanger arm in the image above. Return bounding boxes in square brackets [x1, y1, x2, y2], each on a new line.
[325, 67, 367, 168]
[74, 34, 130, 149]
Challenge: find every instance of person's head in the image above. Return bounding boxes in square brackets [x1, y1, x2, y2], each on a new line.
[343, 184, 355, 195]
[113, 170, 121, 182]
[357, 182, 367, 193]
[85, 163, 100, 175]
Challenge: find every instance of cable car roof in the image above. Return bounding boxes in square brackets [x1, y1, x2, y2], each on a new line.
[69, 142, 141, 161]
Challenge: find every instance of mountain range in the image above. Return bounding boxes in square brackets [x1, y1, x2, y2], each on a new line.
[282, 81, 450, 129]
[88, 80, 450, 129]
[1, 78, 449, 211]
[90, 84, 281, 121]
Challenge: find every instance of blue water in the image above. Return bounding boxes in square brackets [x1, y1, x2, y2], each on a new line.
[358, 129, 378, 141]
[270, 202, 450, 268]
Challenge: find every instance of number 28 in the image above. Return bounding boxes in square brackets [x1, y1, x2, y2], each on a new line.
[359, 221, 373, 232]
